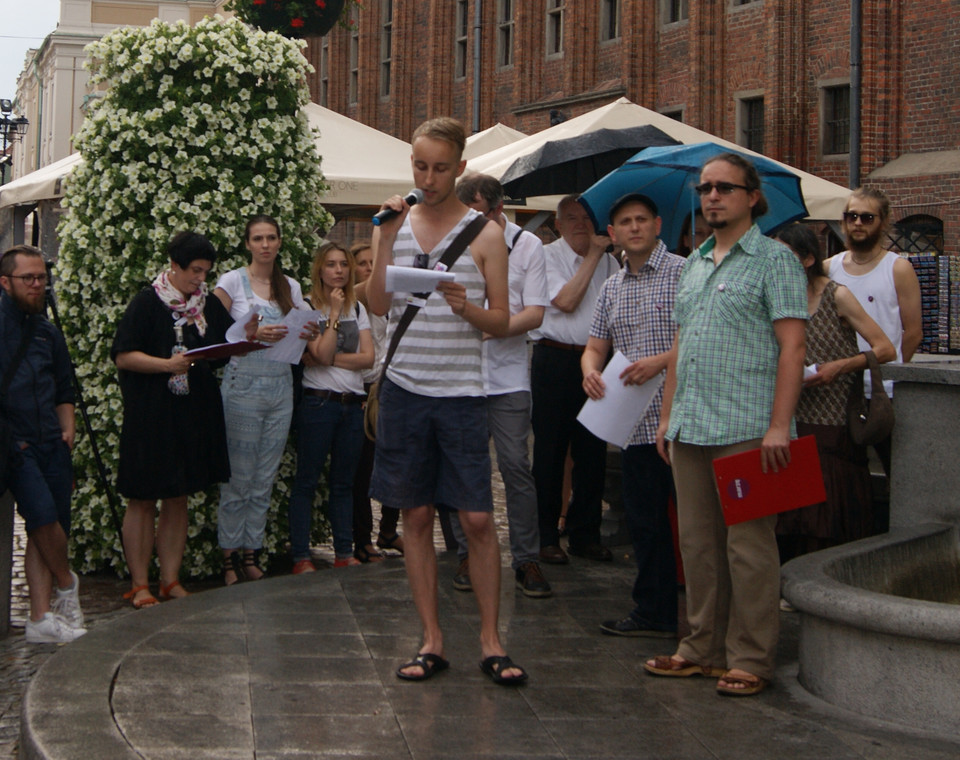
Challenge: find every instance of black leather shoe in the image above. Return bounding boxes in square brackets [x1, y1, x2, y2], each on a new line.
[452, 556, 472, 592]
[567, 543, 613, 562]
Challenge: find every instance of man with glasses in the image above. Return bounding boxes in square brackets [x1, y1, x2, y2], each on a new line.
[529, 195, 619, 565]
[644, 154, 807, 697]
[825, 187, 921, 504]
[0, 245, 86, 643]
[367, 118, 527, 684]
[450, 172, 552, 598]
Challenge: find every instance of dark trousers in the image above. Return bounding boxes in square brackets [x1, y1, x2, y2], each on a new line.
[622, 444, 677, 631]
[531, 343, 606, 550]
[352, 433, 399, 546]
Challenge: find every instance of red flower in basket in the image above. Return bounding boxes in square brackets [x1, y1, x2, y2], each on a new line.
[290, 16, 305, 27]
[315, 0, 326, 6]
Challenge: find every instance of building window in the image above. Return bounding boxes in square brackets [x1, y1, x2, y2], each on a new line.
[546, 0, 565, 57]
[891, 215, 944, 255]
[348, 25, 359, 105]
[380, 0, 393, 98]
[497, 0, 514, 68]
[739, 97, 764, 153]
[455, 0, 469, 80]
[600, 0, 620, 42]
[319, 38, 329, 107]
[732, 0, 761, 5]
[662, 0, 689, 23]
[661, 108, 684, 122]
[823, 84, 850, 155]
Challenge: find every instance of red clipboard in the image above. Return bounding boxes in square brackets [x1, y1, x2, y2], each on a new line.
[711, 435, 826, 526]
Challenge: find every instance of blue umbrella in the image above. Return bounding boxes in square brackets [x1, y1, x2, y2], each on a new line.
[578, 143, 810, 252]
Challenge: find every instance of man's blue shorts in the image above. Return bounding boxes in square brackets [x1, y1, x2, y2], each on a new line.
[370, 379, 493, 511]
[8, 439, 73, 535]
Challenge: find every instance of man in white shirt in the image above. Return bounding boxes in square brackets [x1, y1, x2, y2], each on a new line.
[530, 195, 620, 564]
[452, 173, 552, 597]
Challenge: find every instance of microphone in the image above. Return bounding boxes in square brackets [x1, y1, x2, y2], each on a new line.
[372, 189, 424, 226]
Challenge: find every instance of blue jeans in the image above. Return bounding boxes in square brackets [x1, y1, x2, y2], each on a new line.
[622, 444, 677, 631]
[288, 395, 364, 560]
[9, 439, 73, 535]
[218, 360, 293, 550]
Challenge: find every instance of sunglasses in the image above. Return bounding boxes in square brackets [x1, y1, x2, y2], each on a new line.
[694, 182, 750, 196]
[842, 211, 877, 224]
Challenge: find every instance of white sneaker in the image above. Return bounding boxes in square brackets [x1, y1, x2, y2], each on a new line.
[25, 612, 87, 644]
[52, 570, 84, 629]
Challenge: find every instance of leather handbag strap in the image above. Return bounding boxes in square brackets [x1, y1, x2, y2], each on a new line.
[862, 350, 887, 398]
[377, 215, 489, 385]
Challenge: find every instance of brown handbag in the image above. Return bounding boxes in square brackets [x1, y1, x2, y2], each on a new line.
[846, 350, 895, 446]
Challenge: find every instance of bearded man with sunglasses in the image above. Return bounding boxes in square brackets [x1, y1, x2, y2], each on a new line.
[825, 188, 922, 503]
[645, 154, 807, 697]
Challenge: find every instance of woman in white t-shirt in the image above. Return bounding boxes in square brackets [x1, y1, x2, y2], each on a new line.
[213, 215, 314, 585]
[287, 242, 374, 571]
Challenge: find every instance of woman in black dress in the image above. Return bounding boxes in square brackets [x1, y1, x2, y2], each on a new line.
[112, 231, 254, 607]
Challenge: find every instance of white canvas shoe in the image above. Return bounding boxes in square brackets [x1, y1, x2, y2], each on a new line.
[25, 612, 87, 644]
[52, 570, 84, 629]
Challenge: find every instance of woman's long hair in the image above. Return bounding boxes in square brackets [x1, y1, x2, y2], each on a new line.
[245, 215, 295, 314]
[309, 241, 357, 314]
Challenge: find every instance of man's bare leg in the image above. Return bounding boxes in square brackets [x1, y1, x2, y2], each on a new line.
[398, 504, 443, 677]
[24, 520, 74, 619]
[459, 510, 523, 678]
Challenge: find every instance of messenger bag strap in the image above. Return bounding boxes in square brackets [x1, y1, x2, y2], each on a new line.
[377, 215, 489, 385]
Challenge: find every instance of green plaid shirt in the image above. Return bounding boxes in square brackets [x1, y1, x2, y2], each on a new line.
[666, 224, 807, 446]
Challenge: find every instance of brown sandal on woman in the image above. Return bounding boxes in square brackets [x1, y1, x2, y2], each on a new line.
[123, 585, 159, 609]
[159, 580, 188, 600]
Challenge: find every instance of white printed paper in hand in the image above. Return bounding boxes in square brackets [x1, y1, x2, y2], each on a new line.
[225, 305, 261, 344]
[262, 308, 323, 364]
[576, 350, 665, 448]
[385, 265, 455, 293]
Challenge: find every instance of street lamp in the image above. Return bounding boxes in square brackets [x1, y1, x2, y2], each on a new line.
[0, 99, 30, 186]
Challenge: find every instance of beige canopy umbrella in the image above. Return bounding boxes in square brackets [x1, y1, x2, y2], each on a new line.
[466, 97, 850, 220]
[0, 104, 413, 210]
[463, 123, 527, 160]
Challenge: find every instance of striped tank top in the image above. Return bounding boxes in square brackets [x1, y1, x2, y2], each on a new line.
[385, 208, 487, 397]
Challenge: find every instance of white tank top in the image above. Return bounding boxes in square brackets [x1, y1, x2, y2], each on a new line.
[828, 251, 903, 397]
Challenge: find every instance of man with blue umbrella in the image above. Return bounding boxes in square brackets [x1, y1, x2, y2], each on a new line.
[645, 153, 807, 697]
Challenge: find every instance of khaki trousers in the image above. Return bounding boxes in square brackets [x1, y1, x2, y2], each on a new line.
[671, 439, 780, 680]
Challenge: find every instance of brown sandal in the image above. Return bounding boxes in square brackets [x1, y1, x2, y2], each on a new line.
[644, 655, 725, 678]
[123, 585, 159, 609]
[717, 673, 767, 696]
[158, 580, 188, 600]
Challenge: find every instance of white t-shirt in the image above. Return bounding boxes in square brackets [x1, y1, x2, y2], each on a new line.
[302, 302, 371, 395]
[483, 221, 549, 395]
[215, 269, 309, 320]
[529, 236, 619, 345]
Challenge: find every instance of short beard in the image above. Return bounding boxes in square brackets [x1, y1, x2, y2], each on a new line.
[707, 219, 727, 230]
[845, 225, 885, 254]
[12, 291, 44, 315]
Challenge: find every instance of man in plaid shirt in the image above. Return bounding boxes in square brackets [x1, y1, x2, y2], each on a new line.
[582, 194, 685, 638]
[646, 154, 807, 697]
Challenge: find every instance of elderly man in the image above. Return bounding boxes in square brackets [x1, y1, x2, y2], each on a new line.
[646, 154, 807, 697]
[0, 245, 85, 644]
[530, 195, 619, 564]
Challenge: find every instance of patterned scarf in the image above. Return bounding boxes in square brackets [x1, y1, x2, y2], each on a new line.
[152, 269, 208, 337]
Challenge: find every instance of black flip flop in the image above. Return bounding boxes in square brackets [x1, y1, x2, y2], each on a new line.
[480, 655, 528, 685]
[396, 653, 449, 681]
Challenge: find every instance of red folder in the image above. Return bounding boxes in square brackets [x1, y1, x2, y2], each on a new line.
[711, 435, 826, 526]
[183, 341, 266, 360]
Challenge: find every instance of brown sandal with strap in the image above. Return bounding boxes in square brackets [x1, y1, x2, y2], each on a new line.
[123, 585, 159, 609]
[158, 580, 189, 600]
[644, 655, 725, 678]
[717, 673, 767, 696]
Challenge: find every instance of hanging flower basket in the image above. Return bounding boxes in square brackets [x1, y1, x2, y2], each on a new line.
[228, 0, 355, 37]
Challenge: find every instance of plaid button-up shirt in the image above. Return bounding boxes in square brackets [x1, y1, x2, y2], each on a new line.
[665, 224, 807, 446]
[589, 240, 685, 446]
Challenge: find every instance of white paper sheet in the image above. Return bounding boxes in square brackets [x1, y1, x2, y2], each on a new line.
[225, 305, 260, 343]
[385, 265, 455, 293]
[261, 308, 324, 364]
[576, 350, 665, 448]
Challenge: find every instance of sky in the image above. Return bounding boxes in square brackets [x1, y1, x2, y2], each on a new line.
[0, 0, 62, 108]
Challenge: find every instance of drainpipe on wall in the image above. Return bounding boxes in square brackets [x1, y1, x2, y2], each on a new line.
[472, 0, 482, 134]
[850, 0, 861, 189]
[32, 52, 45, 172]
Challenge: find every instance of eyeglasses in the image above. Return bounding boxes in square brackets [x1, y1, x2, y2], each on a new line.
[694, 182, 750, 196]
[5, 273, 48, 285]
[842, 211, 877, 225]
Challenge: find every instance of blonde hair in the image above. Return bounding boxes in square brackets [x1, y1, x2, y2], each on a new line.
[309, 241, 357, 313]
[412, 117, 466, 158]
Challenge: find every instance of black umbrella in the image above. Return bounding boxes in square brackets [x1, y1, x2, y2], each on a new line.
[498, 125, 680, 199]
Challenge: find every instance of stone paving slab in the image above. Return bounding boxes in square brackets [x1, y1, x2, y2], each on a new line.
[18, 554, 960, 760]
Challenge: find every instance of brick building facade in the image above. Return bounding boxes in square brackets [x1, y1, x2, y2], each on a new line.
[306, 0, 960, 257]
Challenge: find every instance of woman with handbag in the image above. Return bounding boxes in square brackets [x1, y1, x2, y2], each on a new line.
[287, 242, 374, 571]
[112, 231, 257, 607]
[774, 224, 895, 561]
[213, 215, 317, 585]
